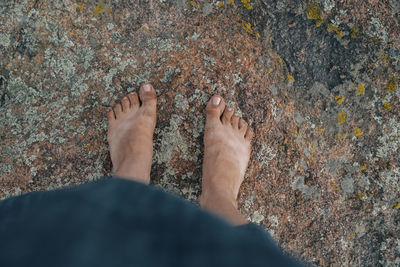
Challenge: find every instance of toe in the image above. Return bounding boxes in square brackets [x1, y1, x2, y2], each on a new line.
[222, 107, 234, 124]
[114, 103, 123, 118]
[121, 96, 131, 112]
[128, 92, 140, 110]
[239, 118, 248, 135]
[206, 95, 226, 122]
[107, 109, 116, 121]
[231, 114, 239, 129]
[139, 83, 157, 115]
[245, 127, 254, 141]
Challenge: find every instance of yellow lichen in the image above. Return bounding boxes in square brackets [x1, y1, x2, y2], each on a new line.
[354, 128, 363, 137]
[93, 1, 105, 15]
[327, 24, 343, 38]
[335, 95, 345, 104]
[239, 22, 260, 37]
[338, 132, 347, 140]
[278, 56, 283, 65]
[369, 36, 381, 43]
[360, 164, 366, 170]
[306, 2, 321, 20]
[241, 0, 253, 10]
[244, 22, 253, 34]
[77, 2, 84, 11]
[395, 202, 400, 209]
[337, 112, 347, 125]
[318, 125, 324, 133]
[217, 1, 224, 7]
[287, 74, 294, 83]
[331, 184, 340, 191]
[188, 0, 199, 9]
[107, 8, 112, 14]
[387, 79, 397, 92]
[384, 102, 391, 110]
[100, 24, 106, 29]
[356, 83, 365, 95]
[229, 0, 235, 4]
[351, 26, 360, 38]
[315, 19, 325, 27]
[358, 192, 366, 200]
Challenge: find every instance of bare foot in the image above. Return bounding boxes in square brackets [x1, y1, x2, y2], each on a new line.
[200, 95, 254, 225]
[107, 83, 157, 184]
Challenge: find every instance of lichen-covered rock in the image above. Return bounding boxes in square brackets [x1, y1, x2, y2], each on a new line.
[0, 0, 399, 266]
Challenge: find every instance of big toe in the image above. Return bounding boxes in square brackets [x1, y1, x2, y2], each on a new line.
[139, 83, 157, 115]
[206, 95, 225, 122]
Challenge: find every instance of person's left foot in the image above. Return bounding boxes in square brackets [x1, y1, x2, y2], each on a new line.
[107, 83, 157, 184]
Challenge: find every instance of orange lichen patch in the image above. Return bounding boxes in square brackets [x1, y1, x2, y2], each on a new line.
[395, 202, 400, 209]
[337, 112, 347, 125]
[107, 8, 112, 14]
[387, 78, 397, 92]
[100, 24, 106, 29]
[77, 2, 84, 11]
[354, 128, 363, 137]
[358, 192, 366, 200]
[360, 164, 366, 170]
[241, 0, 254, 10]
[93, 1, 105, 16]
[217, 1, 224, 7]
[327, 24, 343, 38]
[306, 2, 321, 20]
[384, 102, 391, 110]
[351, 26, 360, 38]
[287, 74, 294, 82]
[188, 0, 199, 9]
[335, 95, 345, 104]
[356, 83, 365, 95]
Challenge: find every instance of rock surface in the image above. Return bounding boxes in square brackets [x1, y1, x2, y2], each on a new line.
[1, 0, 399, 266]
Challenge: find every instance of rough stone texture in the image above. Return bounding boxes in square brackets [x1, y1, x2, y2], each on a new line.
[0, 0, 399, 266]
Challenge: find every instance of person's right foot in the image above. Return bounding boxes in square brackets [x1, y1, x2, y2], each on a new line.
[200, 95, 254, 225]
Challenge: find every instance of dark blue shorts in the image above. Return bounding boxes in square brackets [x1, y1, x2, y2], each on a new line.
[0, 177, 303, 267]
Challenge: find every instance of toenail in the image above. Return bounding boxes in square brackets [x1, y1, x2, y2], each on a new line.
[227, 107, 232, 111]
[143, 84, 152, 92]
[212, 96, 221, 106]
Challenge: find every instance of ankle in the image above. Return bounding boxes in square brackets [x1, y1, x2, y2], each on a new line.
[200, 190, 237, 212]
[200, 192, 247, 226]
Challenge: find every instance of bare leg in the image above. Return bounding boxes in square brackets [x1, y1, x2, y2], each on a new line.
[200, 95, 254, 226]
[107, 83, 157, 184]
